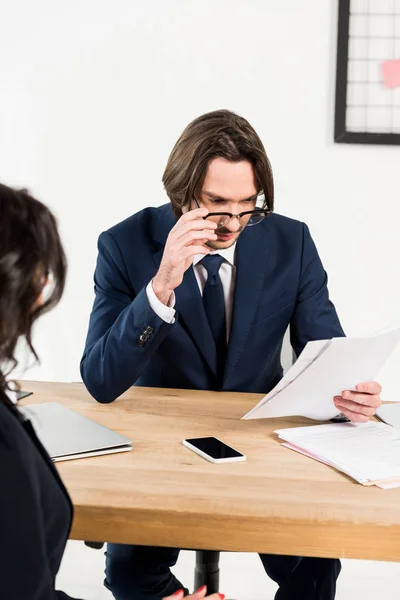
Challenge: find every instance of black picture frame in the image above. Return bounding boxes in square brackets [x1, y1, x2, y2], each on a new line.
[334, 0, 400, 145]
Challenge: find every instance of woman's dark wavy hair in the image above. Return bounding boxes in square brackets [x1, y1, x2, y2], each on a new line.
[0, 183, 67, 417]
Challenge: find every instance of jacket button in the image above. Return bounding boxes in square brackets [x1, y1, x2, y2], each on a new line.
[138, 327, 153, 346]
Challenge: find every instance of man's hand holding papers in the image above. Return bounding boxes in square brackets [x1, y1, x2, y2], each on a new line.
[334, 381, 382, 423]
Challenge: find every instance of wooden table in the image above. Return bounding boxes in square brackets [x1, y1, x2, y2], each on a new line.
[21, 381, 400, 562]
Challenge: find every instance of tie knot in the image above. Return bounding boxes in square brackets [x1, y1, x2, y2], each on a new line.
[202, 254, 225, 278]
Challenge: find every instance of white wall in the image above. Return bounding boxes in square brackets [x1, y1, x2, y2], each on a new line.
[1, 0, 399, 397]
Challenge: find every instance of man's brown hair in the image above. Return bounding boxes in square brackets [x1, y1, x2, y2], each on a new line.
[162, 109, 274, 219]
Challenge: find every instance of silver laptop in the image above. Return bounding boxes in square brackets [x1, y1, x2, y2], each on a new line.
[20, 402, 132, 462]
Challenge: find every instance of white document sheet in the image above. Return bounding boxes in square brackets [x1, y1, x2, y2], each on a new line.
[275, 421, 400, 485]
[243, 329, 400, 421]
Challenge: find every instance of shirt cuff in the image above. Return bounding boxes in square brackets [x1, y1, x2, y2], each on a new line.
[146, 280, 176, 324]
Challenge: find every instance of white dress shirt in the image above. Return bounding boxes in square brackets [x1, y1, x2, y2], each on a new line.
[146, 243, 237, 342]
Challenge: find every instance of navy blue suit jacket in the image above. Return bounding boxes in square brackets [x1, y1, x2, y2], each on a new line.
[81, 204, 344, 403]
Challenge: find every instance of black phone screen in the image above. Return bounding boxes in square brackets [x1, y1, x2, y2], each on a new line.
[185, 437, 243, 459]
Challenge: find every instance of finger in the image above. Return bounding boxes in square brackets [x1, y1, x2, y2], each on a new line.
[186, 586, 208, 600]
[334, 397, 376, 416]
[340, 407, 370, 423]
[173, 219, 218, 240]
[180, 230, 218, 246]
[355, 381, 382, 395]
[174, 208, 210, 228]
[189, 592, 225, 600]
[186, 588, 224, 600]
[341, 390, 381, 408]
[182, 245, 211, 258]
[162, 590, 184, 600]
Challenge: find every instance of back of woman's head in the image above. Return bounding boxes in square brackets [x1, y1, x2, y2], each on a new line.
[0, 183, 67, 398]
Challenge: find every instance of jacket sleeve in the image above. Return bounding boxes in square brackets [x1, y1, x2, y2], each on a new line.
[0, 438, 81, 600]
[80, 231, 176, 403]
[290, 223, 345, 357]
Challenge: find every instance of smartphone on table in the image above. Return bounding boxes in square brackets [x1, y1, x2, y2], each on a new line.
[183, 436, 246, 464]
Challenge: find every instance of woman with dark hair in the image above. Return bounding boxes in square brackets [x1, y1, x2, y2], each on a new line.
[0, 183, 223, 600]
[0, 184, 73, 598]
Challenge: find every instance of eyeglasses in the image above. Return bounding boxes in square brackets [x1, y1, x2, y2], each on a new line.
[193, 196, 270, 228]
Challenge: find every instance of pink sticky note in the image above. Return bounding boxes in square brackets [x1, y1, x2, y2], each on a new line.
[381, 59, 400, 89]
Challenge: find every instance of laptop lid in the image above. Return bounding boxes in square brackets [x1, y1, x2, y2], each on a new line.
[20, 402, 132, 460]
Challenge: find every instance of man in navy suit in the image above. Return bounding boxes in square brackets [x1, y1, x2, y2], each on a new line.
[81, 110, 382, 600]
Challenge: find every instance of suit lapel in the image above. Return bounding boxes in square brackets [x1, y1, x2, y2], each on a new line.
[152, 206, 217, 377]
[223, 222, 272, 386]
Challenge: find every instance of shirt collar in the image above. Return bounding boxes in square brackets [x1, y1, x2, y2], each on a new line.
[193, 242, 237, 267]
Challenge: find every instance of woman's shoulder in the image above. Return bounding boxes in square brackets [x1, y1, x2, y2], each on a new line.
[0, 400, 50, 509]
[0, 398, 19, 433]
[0, 400, 31, 463]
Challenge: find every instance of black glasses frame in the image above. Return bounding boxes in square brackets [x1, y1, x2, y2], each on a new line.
[192, 196, 271, 227]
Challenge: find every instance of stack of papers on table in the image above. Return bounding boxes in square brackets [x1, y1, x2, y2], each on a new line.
[275, 421, 400, 489]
